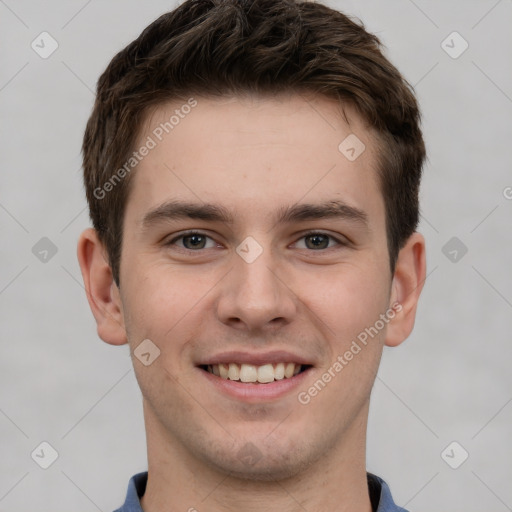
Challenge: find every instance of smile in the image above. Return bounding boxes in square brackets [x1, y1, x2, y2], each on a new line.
[201, 362, 310, 384]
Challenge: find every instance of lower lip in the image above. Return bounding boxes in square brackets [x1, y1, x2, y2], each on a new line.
[197, 367, 312, 402]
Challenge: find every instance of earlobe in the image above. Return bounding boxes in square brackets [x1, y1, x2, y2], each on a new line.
[385, 232, 426, 347]
[77, 228, 127, 346]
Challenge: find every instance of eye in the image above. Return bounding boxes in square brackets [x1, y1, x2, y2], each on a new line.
[164, 230, 347, 252]
[166, 231, 217, 250]
[294, 232, 345, 250]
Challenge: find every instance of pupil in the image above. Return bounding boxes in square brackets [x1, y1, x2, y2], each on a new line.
[307, 234, 328, 249]
[185, 234, 205, 249]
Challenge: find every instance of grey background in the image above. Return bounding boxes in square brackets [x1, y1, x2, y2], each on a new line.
[1, 0, 511, 510]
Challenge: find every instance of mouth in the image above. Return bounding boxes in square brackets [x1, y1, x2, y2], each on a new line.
[199, 362, 312, 384]
[196, 354, 314, 402]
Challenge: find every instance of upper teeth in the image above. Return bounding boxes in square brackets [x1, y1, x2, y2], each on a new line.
[207, 363, 302, 383]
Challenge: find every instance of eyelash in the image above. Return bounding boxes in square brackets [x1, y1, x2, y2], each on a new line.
[165, 230, 347, 252]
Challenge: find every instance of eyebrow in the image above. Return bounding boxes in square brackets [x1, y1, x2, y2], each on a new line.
[141, 199, 369, 230]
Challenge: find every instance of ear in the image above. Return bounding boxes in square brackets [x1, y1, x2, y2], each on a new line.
[385, 232, 426, 347]
[77, 228, 127, 345]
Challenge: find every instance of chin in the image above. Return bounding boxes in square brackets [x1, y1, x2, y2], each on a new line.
[211, 458, 309, 482]
[201, 440, 319, 482]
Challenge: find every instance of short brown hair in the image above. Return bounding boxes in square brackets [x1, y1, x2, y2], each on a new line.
[82, 0, 425, 286]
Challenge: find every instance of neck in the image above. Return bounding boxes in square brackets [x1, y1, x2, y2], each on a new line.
[140, 402, 372, 512]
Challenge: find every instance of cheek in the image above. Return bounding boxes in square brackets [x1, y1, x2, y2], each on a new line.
[300, 271, 388, 414]
[121, 269, 190, 345]
[121, 266, 217, 363]
[307, 261, 391, 338]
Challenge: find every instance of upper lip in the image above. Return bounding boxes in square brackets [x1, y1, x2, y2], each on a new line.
[196, 350, 314, 367]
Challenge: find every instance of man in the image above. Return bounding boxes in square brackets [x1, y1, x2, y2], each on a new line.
[77, 0, 426, 510]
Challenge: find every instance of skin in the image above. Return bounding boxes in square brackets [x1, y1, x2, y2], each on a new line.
[78, 94, 426, 512]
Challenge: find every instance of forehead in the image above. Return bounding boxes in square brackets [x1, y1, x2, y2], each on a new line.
[126, 94, 385, 230]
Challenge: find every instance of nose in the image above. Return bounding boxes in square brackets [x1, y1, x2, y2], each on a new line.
[215, 242, 297, 332]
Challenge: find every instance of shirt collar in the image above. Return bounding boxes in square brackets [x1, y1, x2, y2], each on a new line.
[113, 471, 409, 512]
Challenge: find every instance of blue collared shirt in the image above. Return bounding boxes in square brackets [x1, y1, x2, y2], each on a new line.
[113, 471, 409, 511]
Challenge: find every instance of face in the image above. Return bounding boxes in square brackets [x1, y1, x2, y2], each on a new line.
[116, 94, 396, 479]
